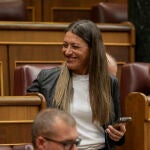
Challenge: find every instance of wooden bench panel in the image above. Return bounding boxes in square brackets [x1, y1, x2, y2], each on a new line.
[123, 92, 150, 150]
[0, 93, 46, 145]
[0, 122, 32, 145]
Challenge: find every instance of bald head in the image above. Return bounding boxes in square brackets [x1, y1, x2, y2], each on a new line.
[32, 108, 76, 147]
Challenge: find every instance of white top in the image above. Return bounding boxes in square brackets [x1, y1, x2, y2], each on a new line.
[70, 74, 105, 150]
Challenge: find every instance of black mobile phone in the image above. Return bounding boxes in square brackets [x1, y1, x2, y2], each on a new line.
[116, 117, 132, 123]
[112, 117, 132, 130]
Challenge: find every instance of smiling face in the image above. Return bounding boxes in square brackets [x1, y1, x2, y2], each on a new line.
[62, 31, 90, 75]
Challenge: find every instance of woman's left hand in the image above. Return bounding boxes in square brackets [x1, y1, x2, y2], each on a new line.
[105, 123, 126, 141]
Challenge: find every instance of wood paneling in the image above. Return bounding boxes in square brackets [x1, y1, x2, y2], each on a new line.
[43, 0, 105, 21]
[109, 0, 127, 3]
[0, 46, 8, 96]
[24, 0, 42, 21]
[0, 62, 4, 96]
[22, 0, 128, 22]
[51, 7, 91, 22]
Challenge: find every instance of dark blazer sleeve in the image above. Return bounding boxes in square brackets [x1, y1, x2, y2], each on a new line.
[27, 67, 60, 107]
[105, 75, 125, 149]
[110, 75, 121, 121]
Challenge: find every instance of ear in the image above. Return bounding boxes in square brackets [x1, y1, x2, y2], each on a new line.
[36, 136, 46, 150]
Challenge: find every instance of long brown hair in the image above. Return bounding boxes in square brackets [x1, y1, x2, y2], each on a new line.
[54, 20, 111, 126]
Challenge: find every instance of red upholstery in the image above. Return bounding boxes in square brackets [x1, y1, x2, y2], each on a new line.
[120, 63, 150, 114]
[14, 60, 118, 96]
[91, 2, 128, 23]
[0, 0, 26, 21]
[13, 64, 61, 96]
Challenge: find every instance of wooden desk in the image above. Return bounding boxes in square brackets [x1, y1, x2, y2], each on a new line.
[0, 21, 135, 95]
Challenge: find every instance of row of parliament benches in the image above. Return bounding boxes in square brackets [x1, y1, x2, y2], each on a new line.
[1, 21, 149, 150]
[0, 21, 135, 96]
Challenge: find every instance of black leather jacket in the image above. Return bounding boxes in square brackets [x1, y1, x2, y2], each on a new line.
[27, 67, 125, 150]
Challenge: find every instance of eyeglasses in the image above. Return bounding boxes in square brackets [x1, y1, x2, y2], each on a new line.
[42, 136, 81, 150]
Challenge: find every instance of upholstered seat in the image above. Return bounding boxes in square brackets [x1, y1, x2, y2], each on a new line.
[14, 59, 118, 96]
[91, 2, 128, 23]
[120, 62, 150, 114]
[13, 64, 61, 96]
[0, 0, 26, 21]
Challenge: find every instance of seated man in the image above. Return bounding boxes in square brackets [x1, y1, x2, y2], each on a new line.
[32, 108, 81, 150]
